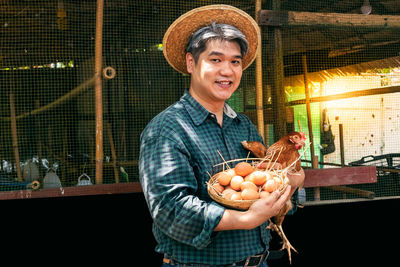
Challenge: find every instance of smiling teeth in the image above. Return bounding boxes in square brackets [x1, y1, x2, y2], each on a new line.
[218, 81, 231, 84]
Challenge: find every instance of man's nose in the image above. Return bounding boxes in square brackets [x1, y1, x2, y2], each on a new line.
[219, 61, 234, 76]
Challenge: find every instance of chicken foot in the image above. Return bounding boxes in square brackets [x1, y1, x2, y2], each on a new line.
[267, 221, 298, 264]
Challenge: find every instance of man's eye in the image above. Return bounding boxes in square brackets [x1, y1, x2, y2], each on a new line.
[210, 58, 221, 63]
[232, 60, 241, 65]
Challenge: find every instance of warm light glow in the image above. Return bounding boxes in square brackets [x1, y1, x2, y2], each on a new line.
[323, 75, 381, 109]
[321, 70, 400, 164]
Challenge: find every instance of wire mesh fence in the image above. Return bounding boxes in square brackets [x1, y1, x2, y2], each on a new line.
[0, 0, 399, 202]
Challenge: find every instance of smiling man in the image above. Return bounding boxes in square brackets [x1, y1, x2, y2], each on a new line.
[186, 35, 243, 126]
[139, 5, 292, 267]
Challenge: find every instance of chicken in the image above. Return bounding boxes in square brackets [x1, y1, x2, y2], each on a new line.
[241, 132, 307, 264]
[242, 131, 306, 172]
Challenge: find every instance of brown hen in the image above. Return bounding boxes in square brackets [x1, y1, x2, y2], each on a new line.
[242, 132, 307, 264]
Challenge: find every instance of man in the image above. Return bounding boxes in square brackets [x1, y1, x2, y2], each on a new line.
[139, 5, 302, 267]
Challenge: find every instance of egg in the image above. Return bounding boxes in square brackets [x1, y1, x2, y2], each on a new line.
[263, 179, 278, 193]
[212, 182, 224, 194]
[217, 171, 232, 186]
[230, 191, 242, 200]
[234, 162, 254, 177]
[240, 181, 258, 192]
[244, 173, 255, 183]
[241, 188, 260, 200]
[274, 177, 283, 185]
[222, 188, 236, 199]
[225, 168, 236, 178]
[251, 171, 267, 186]
[264, 171, 272, 181]
[230, 176, 244, 191]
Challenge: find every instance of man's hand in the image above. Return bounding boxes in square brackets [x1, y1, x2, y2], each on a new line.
[214, 185, 291, 231]
[243, 185, 291, 229]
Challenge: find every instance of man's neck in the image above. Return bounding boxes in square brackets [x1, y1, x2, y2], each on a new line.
[188, 88, 224, 126]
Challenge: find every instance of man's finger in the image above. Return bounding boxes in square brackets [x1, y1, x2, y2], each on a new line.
[271, 190, 280, 200]
[274, 185, 291, 205]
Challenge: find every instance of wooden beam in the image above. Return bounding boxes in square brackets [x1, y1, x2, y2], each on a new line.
[303, 166, 377, 188]
[258, 10, 400, 29]
[0, 182, 143, 200]
[288, 85, 400, 106]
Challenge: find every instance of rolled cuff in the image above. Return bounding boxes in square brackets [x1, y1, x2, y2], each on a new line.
[192, 202, 225, 249]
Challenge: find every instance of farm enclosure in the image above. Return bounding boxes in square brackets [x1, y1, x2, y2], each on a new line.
[0, 0, 399, 202]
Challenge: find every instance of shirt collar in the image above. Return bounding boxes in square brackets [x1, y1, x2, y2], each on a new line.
[181, 90, 239, 126]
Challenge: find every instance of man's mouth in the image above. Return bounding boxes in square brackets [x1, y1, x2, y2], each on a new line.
[216, 80, 233, 86]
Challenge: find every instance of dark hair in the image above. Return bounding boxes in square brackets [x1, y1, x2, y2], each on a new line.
[185, 22, 249, 63]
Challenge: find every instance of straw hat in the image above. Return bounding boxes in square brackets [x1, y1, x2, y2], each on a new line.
[163, 4, 261, 75]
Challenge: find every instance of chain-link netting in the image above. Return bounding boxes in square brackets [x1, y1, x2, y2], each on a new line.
[0, 0, 399, 202]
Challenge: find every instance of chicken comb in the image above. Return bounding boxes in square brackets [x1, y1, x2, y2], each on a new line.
[299, 132, 307, 140]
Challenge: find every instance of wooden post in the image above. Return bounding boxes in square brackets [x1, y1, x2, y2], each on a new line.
[106, 122, 119, 183]
[9, 91, 22, 182]
[266, 0, 287, 141]
[255, 0, 265, 142]
[95, 0, 104, 184]
[302, 55, 317, 165]
[339, 124, 345, 166]
[302, 54, 320, 200]
[35, 100, 43, 180]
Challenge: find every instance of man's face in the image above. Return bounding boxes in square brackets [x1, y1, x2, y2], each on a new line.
[186, 39, 243, 103]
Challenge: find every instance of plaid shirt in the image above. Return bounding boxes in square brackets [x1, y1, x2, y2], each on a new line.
[139, 91, 271, 265]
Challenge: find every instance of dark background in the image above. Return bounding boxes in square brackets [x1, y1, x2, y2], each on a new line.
[2, 194, 398, 266]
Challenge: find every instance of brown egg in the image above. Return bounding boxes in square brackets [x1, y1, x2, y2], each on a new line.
[241, 188, 260, 200]
[240, 181, 258, 192]
[212, 183, 224, 194]
[222, 188, 236, 199]
[217, 171, 232, 186]
[230, 176, 244, 191]
[235, 162, 254, 177]
[264, 171, 272, 181]
[263, 179, 278, 193]
[225, 168, 236, 178]
[273, 176, 283, 185]
[244, 173, 255, 183]
[251, 171, 267, 186]
[230, 191, 242, 201]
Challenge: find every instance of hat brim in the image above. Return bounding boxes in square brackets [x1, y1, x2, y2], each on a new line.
[163, 4, 261, 75]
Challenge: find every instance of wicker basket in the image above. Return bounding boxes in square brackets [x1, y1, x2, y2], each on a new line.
[207, 170, 288, 210]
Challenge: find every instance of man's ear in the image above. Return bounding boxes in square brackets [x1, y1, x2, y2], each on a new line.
[186, 53, 194, 74]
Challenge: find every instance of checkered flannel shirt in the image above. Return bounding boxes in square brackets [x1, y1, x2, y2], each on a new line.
[139, 91, 271, 265]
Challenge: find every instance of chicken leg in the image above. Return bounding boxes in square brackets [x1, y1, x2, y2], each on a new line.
[268, 221, 298, 264]
[267, 200, 298, 264]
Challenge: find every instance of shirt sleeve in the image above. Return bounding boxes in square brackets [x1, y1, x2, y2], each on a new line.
[139, 132, 225, 250]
